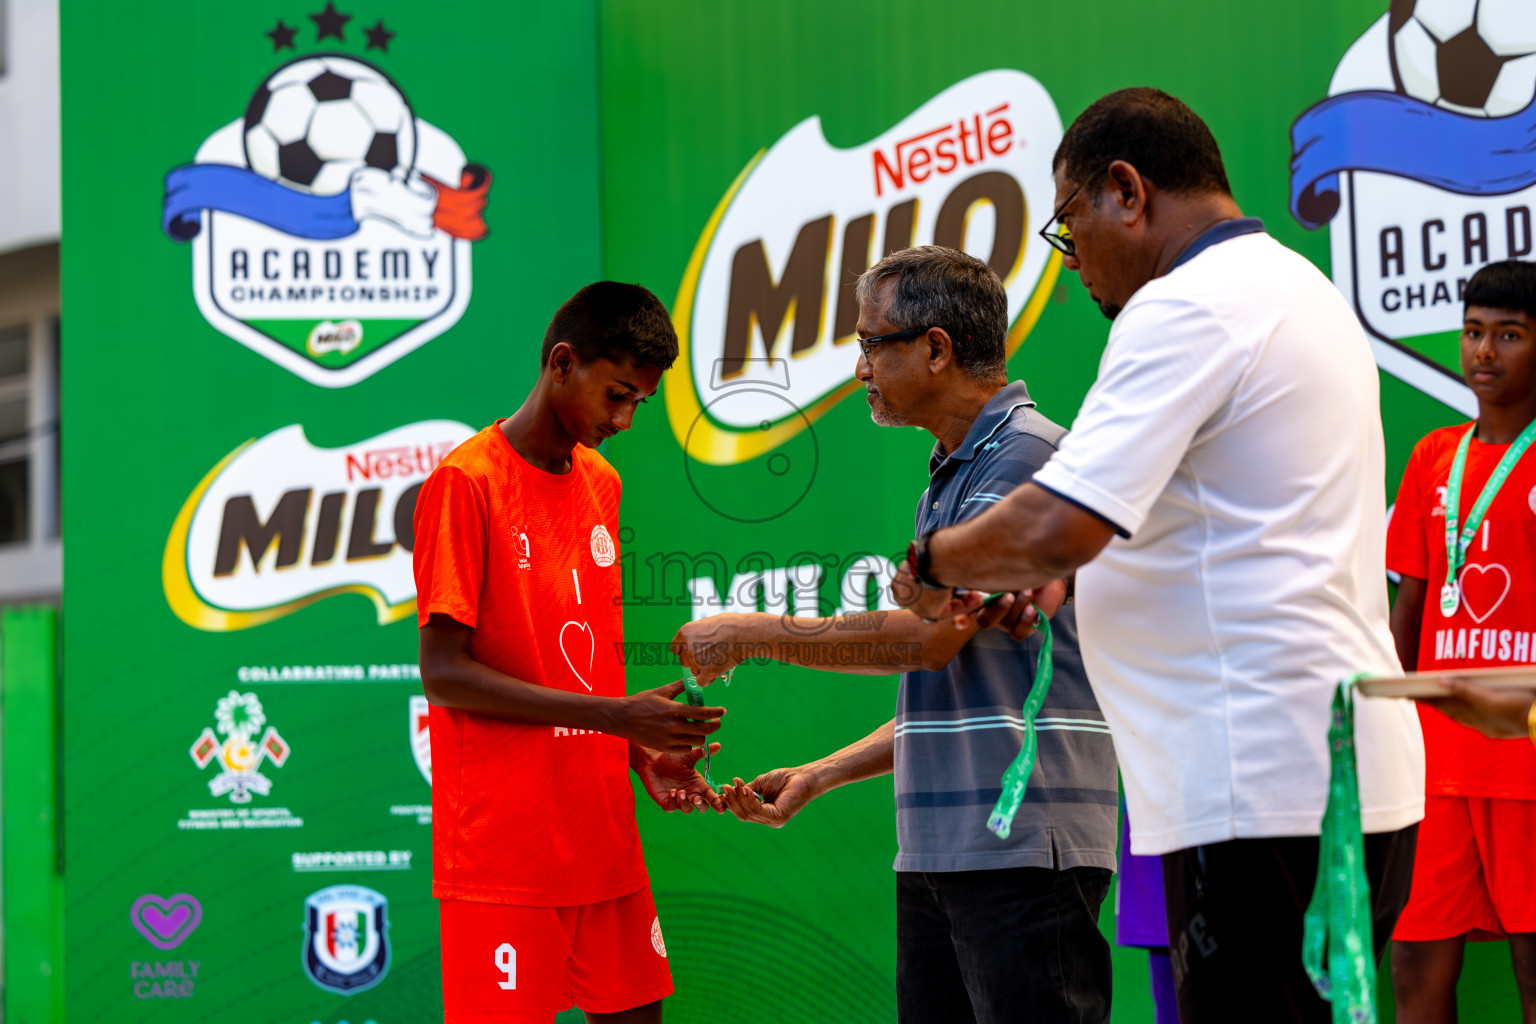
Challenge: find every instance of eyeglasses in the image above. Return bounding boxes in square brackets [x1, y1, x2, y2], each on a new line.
[856, 326, 971, 360]
[1038, 167, 1109, 258]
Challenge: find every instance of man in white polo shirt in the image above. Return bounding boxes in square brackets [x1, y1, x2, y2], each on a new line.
[897, 88, 1424, 1022]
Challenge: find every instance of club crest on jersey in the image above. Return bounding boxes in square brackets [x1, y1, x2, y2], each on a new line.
[160, 19, 492, 387]
[303, 884, 391, 994]
[650, 916, 667, 957]
[591, 524, 616, 567]
[409, 694, 431, 785]
[1290, 1, 1536, 416]
[189, 690, 290, 803]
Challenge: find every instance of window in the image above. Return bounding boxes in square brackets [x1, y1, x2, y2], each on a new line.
[0, 319, 57, 547]
[0, 323, 28, 544]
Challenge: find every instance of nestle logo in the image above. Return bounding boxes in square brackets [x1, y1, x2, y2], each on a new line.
[344, 442, 457, 482]
[873, 103, 1015, 197]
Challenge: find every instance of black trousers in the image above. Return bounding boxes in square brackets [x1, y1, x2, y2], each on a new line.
[1161, 824, 1419, 1023]
[896, 866, 1113, 1024]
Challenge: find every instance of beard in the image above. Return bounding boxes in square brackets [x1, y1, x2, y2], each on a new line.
[1095, 297, 1121, 321]
[866, 389, 906, 427]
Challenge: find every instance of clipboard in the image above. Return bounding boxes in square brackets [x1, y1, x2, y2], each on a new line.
[1356, 665, 1536, 699]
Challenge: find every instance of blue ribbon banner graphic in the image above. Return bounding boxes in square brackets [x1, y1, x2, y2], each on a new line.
[162, 164, 360, 242]
[1290, 90, 1536, 231]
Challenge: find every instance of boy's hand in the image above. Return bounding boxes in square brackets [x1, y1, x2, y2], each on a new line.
[604, 681, 725, 752]
[671, 614, 749, 686]
[633, 743, 726, 814]
[975, 578, 1070, 642]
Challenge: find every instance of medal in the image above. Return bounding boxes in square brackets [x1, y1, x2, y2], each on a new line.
[1440, 419, 1536, 623]
[1440, 581, 1459, 618]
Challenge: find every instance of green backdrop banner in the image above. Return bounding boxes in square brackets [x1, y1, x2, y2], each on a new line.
[62, 0, 1522, 1020]
[61, 2, 604, 1019]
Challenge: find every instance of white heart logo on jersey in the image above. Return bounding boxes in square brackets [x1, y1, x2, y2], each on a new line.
[1458, 563, 1511, 625]
[559, 620, 595, 692]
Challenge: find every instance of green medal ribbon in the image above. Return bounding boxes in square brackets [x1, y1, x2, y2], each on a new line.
[1302, 674, 1376, 1024]
[1441, 419, 1536, 617]
[987, 607, 1052, 840]
[679, 665, 754, 799]
[679, 666, 723, 791]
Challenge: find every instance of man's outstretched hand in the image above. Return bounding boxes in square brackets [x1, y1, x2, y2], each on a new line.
[1421, 679, 1536, 740]
[633, 742, 725, 814]
[719, 767, 822, 828]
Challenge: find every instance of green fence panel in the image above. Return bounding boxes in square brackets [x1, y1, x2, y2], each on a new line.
[2, 604, 64, 1024]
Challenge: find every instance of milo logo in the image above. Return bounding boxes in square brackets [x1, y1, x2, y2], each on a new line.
[671, 70, 1064, 466]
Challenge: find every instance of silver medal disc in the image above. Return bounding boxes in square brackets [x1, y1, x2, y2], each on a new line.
[1440, 582, 1460, 618]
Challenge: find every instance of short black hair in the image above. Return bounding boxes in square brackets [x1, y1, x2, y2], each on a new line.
[541, 281, 679, 370]
[855, 246, 1008, 381]
[1052, 87, 1231, 196]
[1464, 260, 1536, 321]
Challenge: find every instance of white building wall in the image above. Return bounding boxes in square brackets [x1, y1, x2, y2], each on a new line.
[0, 0, 60, 256]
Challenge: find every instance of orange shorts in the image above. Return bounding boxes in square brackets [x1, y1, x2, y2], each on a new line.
[1394, 794, 1536, 942]
[440, 887, 673, 1021]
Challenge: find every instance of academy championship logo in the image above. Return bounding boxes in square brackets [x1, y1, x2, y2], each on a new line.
[671, 70, 1063, 465]
[303, 884, 390, 994]
[160, 10, 492, 387]
[1291, 1, 1536, 415]
[163, 419, 473, 630]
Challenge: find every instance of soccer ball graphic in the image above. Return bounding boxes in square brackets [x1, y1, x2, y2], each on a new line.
[1390, 0, 1536, 116]
[243, 55, 416, 196]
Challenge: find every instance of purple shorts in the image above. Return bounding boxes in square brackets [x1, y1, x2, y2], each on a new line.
[1115, 807, 1170, 948]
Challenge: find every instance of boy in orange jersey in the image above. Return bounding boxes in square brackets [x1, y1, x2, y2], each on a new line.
[414, 281, 725, 1023]
[1386, 260, 1536, 1022]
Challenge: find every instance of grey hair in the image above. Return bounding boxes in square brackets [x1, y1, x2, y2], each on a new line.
[854, 246, 1009, 381]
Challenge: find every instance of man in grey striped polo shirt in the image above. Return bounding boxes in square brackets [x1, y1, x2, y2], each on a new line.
[672, 246, 1119, 1022]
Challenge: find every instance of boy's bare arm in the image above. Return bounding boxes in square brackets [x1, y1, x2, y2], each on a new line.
[1390, 575, 1428, 673]
[419, 614, 722, 752]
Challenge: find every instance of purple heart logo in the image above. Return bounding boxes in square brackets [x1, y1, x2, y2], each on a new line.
[130, 893, 202, 951]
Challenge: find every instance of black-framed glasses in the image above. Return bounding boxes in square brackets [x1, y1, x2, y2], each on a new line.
[856, 326, 971, 360]
[1038, 166, 1109, 258]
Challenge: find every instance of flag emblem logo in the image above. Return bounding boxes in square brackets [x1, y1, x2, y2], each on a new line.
[188, 690, 290, 803]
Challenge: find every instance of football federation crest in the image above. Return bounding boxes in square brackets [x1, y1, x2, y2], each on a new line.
[302, 884, 391, 994]
[189, 690, 290, 803]
[409, 694, 431, 785]
[161, 19, 492, 387]
[1290, 1, 1536, 415]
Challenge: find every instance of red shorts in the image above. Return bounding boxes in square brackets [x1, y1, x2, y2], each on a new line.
[1394, 794, 1536, 942]
[440, 887, 673, 1021]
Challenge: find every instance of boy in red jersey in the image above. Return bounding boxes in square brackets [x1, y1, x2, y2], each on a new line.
[1386, 260, 1536, 1021]
[413, 281, 726, 1023]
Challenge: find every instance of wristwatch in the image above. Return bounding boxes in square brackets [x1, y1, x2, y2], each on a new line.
[907, 530, 946, 589]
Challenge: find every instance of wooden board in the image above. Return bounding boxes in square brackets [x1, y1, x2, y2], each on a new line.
[1357, 665, 1536, 699]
